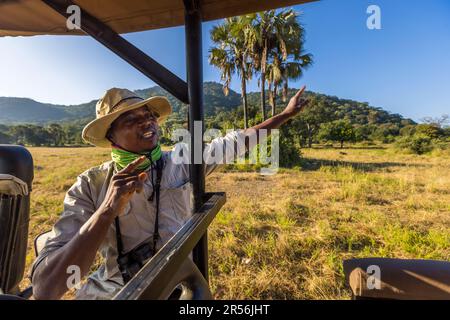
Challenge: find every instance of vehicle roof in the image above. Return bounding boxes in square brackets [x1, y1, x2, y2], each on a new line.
[0, 0, 317, 37]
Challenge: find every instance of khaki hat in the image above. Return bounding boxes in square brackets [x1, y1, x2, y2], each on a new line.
[82, 88, 172, 148]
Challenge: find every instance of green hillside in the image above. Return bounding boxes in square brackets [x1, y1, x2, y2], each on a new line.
[0, 82, 242, 124]
[0, 97, 69, 124]
[1, 81, 431, 151]
[0, 82, 415, 127]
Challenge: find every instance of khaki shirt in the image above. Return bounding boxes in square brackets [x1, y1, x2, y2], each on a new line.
[32, 130, 249, 299]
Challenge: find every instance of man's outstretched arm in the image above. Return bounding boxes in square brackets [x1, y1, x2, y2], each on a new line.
[241, 85, 309, 148]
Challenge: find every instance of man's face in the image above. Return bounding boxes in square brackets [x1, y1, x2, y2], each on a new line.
[108, 106, 159, 153]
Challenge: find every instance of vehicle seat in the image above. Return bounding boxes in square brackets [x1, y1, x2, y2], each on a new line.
[343, 258, 450, 300]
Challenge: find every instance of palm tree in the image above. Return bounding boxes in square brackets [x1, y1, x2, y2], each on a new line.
[267, 53, 312, 116]
[251, 10, 276, 122]
[253, 9, 312, 118]
[209, 16, 254, 129]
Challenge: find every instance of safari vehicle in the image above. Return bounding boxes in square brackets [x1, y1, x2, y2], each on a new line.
[0, 0, 449, 300]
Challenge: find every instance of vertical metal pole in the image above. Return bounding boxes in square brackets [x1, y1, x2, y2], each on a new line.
[184, 0, 208, 281]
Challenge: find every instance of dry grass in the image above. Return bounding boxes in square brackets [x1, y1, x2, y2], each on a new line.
[21, 145, 450, 299]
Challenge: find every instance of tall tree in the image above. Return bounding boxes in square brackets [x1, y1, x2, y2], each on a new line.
[252, 9, 312, 120]
[209, 16, 254, 129]
[252, 11, 274, 122]
[267, 10, 312, 116]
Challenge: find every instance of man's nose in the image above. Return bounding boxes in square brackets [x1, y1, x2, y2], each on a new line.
[139, 117, 158, 130]
[139, 116, 153, 126]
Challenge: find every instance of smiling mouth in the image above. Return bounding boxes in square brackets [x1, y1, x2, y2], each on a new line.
[142, 130, 155, 138]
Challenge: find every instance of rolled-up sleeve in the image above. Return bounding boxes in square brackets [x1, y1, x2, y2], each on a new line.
[31, 174, 95, 277]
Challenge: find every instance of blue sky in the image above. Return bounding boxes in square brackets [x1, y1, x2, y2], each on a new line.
[0, 0, 449, 121]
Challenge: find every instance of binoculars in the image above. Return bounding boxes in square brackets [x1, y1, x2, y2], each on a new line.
[117, 240, 155, 283]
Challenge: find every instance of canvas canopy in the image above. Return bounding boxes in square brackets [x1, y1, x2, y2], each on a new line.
[0, 0, 316, 37]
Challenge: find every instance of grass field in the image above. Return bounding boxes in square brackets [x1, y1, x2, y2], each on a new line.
[21, 145, 450, 299]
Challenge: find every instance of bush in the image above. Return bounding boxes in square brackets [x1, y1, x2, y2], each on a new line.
[395, 134, 434, 154]
[225, 133, 303, 172]
[370, 123, 400, 143]
[279, 136, 303, 167]
[415, 124, 443, 139]
[399, 124, 416, 137]
[443, 127, 450, 138]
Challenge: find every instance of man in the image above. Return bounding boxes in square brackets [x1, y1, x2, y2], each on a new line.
[31, 86, 308, 300]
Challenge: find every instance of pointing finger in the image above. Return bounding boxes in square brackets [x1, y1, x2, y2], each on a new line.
[138, 172, 147, 182]
[294, 85, 306, 99]
[120, 156, 147, 174]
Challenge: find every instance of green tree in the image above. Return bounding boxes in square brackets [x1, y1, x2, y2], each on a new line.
[354, 124, 376, 142]
[9, 125, 50, 146]
[62, 123, 85, 145]
[399, 124, 416, 137]
[46, 123, 66, 146]
[415, 124, 443, 139]
[298, 96, 335, 147]
[209, 16, 254, 129]
[252, 9, 311, 120]
[318, 120, 355, 148]
[264, 10, 312, 116]
[370, 123, 400, 143]
[395, 134, 433, 155]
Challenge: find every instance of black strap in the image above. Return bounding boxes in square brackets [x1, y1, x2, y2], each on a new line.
[152, 158, 163, 252]
[114, 216, 124, 256]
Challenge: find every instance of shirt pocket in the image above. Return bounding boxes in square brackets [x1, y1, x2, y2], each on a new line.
[166, 181, 193, 224]
[116, 201, 143, 252]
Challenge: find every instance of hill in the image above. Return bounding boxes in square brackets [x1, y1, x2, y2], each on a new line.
[0, 82, 242, 125]
[0, 82, 414, 128]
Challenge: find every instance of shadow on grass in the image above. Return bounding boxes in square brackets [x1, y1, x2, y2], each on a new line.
[300, 158, 430, 172]
[310, 145, 387, 150]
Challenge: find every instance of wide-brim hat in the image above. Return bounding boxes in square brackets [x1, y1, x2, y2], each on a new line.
[82, 88, 172, 148]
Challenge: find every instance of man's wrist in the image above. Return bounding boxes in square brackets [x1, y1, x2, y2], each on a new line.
[97, 205, 117, 221]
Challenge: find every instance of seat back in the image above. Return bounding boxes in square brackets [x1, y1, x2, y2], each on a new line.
[344, 258, 450, 300]
[0, 145, 33, 295]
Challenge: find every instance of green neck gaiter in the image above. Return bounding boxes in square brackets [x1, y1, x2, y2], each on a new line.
[111, 143, 162, 171]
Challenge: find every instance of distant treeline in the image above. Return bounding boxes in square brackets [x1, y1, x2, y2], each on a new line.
[0, 123, 86, 146]
[1, 88, 448, 157]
